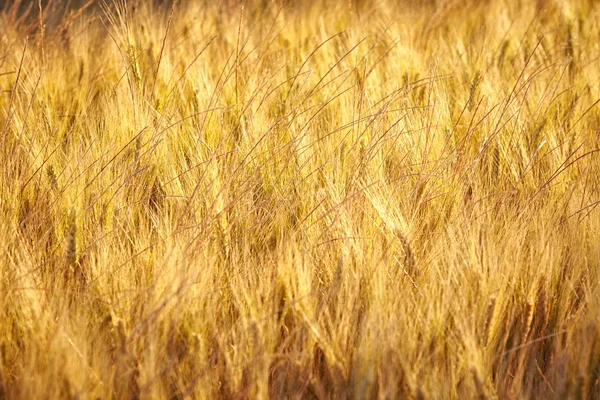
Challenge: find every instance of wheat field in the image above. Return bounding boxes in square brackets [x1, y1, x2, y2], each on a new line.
[1, 0, 600, 398]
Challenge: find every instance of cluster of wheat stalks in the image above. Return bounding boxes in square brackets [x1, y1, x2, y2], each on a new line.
[1, 0, 600, 398]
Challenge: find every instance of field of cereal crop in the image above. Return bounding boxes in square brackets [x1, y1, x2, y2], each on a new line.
[2, 0, 600, 398]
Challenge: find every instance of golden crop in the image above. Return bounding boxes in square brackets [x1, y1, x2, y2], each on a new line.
[1, 0, 600, 398]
